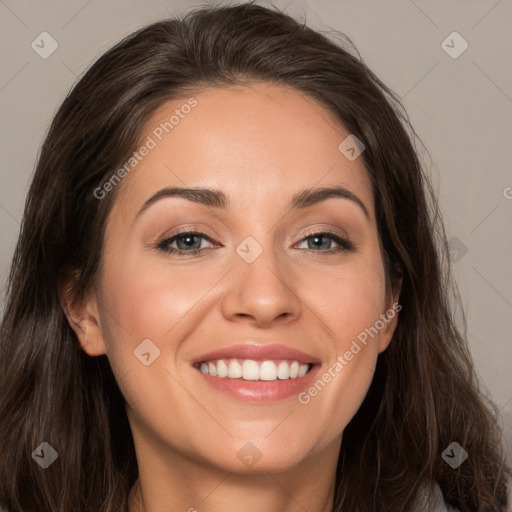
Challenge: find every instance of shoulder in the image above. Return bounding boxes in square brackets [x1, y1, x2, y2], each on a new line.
[415, 476, 512, 512]
[415, 482, 458, 511]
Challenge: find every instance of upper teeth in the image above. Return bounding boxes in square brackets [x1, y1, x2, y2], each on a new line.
[198, 359, 311, 381]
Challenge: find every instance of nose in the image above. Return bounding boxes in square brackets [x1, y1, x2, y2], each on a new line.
[220, 242, 302, 327]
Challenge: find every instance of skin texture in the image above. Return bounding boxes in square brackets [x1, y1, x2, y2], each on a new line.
[62, 83, 401, 512]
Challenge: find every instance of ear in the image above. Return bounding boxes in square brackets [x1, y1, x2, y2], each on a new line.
[58, 266, 107, 357]
[377, 277, 402, 354]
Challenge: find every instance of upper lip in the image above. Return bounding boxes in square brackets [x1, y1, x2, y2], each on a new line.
[192, 343, 320, 365]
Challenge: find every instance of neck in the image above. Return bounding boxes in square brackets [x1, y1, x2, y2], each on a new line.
[128, 436, 340, 512]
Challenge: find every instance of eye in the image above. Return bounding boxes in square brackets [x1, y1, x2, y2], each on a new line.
[295, 231, 354, 253]
[156, 230, 217, 256]
[155, 229, 354, 257]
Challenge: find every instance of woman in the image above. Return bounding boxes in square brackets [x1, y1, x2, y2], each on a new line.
[0, 2, 509, 511]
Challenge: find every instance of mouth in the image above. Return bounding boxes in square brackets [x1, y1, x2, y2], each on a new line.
[191, 343, 320, 402]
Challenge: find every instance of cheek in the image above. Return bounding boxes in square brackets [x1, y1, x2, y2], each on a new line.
[102, 257, 214, 350]
[98, 254, 231, 404]
[311, 251, 387, 347]
[295, 253, 386, 437]
[96, 262, 214, 449]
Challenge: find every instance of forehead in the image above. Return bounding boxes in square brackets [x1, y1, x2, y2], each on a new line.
[109, 83, 374, 223]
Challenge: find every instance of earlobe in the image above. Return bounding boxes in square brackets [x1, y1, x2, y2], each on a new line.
[377, 308, 398, 353]
[58, 268, 107, 357]
[378, 278, 402, 353]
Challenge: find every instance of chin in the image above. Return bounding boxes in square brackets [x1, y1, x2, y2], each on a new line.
[195, 436, 319, 475]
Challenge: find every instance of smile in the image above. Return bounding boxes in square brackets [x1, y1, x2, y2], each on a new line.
[196, 359, 313, 381]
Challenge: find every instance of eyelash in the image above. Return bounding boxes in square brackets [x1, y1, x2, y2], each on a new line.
[155, 229, 354, 257]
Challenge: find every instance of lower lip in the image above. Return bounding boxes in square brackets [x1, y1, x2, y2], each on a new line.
[195, 365, 320, 402]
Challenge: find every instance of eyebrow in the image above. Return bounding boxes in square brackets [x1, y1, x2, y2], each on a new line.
[136, 185, 370, 220]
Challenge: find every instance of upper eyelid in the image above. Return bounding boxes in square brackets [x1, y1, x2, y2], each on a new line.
[164, 229, 217, 242]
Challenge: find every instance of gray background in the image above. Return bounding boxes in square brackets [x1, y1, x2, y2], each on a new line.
[1, 0, 511, 460]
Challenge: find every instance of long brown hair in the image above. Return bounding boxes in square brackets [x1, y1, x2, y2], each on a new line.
[0, 2, 509, 511]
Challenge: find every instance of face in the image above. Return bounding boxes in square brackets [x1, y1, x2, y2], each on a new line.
[67, 83, 400, 474]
